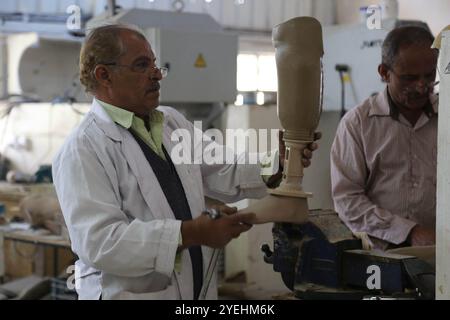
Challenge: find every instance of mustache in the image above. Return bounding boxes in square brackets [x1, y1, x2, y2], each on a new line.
[402, 88, 430, 99]
[406, 93, 429, 100]
[147, 82, 160, 93]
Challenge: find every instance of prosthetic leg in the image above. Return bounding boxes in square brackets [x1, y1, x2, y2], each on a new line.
[239, 16, 324, 224]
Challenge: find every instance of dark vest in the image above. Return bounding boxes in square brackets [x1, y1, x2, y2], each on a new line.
[129, 130, 203, 300]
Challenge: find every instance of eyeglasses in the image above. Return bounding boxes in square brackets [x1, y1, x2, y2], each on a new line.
[102, 61, 168, 78]
[389, 68, 438, 88]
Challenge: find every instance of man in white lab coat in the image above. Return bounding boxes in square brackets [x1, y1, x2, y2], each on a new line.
[52, 24, 317, 300]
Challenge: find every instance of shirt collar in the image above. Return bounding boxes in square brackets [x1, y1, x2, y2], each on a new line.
[96, 98, 134, 129]
[368, 87, 438, 119]
[96, 98, 164, 129]
[368, 88, 391, 117]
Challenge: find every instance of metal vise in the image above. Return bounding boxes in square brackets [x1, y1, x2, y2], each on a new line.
[261, 210, 435, 300]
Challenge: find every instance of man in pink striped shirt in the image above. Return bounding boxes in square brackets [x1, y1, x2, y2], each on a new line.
[331, 26, 438, 250]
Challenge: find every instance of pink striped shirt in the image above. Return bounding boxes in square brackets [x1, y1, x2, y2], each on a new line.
[331, 88, 437, 250]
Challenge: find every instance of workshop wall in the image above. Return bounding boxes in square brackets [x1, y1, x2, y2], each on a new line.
[336, 0, 450, 35]
[0, 0, 336, 31]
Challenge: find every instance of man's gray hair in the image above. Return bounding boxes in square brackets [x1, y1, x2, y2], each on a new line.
[79, 24, 147, 93]
[382, 25, 435, 69]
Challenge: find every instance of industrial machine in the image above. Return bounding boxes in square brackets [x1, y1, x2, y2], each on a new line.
[0, 5, 238, 121]
[0, 5, 238, 176]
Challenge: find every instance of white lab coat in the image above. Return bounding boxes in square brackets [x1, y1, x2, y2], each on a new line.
[52, 99, 269, 300]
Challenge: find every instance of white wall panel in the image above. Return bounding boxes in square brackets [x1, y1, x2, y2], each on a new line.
[38, 0, 59, 13]
[116, 0, 136, 9]
[1, 0, 18, 12]
[233, 0, 253, 30]
[59, 0, 80, 13]
[201, 0, 222, 24]
[314, 0, 335, 25]
[0, 0, 334, 31]
[17, 0, 39, 13]
[283, 0, 300, 22]
[300, 0, 312, 16]
[268, 0, 284, 28]
[221, 0, 237, 28]
[135, 0, 153, 9]
[182, 0, 202, 13]
[398, 0, 450, 35]
[92, 0, 107, 15]
[252, 0, 269, 31]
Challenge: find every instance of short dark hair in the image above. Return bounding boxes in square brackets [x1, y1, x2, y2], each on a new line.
[382, 26, 435, 68]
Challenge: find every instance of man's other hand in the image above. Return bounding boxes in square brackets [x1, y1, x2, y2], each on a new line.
[408, 225, 436, 246]
[279, 130, 322, 169]
[181, 212, 255, 249]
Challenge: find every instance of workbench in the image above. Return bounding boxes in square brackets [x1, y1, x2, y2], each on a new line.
[0, 226, 74, 281]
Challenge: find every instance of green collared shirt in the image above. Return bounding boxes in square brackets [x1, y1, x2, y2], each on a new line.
[98, 99, 166, 160]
